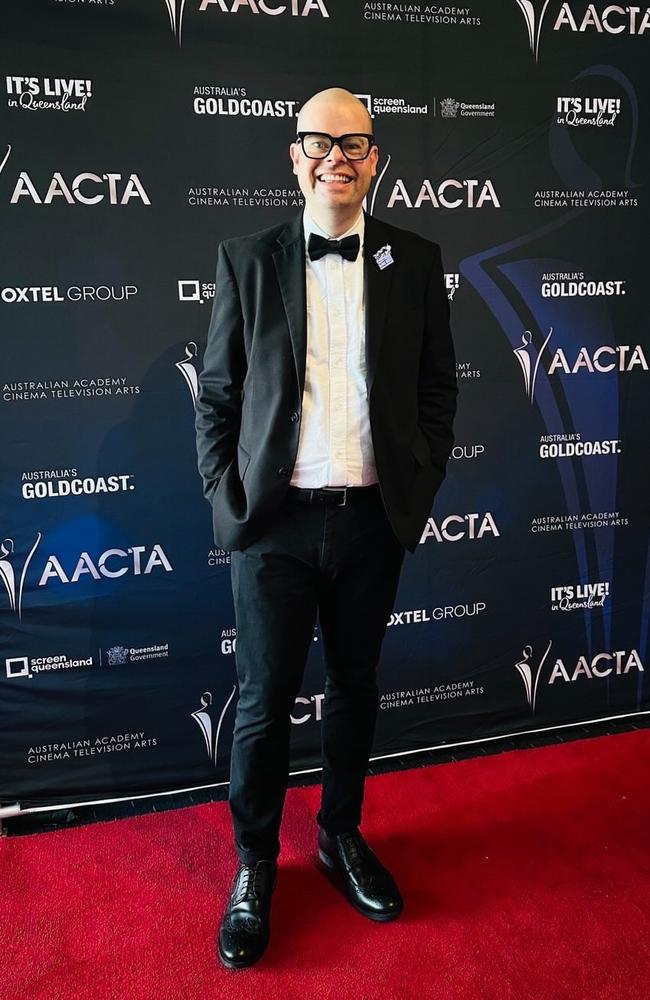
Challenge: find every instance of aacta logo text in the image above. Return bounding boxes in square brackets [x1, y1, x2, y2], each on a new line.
[38, 545, 172, 586]
[8, 172, 150, 205]
[420, 513, 499, 544]
[516, 1, 650, 61]
[199, 0, 329, 14]
[554, 4, 650, 34]
[549, 344, 647, 374]
[387, 178, 499, 209]
[549, 649, 643, 683]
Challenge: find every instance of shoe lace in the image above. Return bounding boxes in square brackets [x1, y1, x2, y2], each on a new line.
[338, 830, 373, 869]
[232, 862, 268, 905]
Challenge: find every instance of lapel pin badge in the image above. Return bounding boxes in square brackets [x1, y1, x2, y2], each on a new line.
[373, 244, 394, 271]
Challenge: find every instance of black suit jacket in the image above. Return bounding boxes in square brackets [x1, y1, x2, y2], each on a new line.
[195, 209, 457, 554]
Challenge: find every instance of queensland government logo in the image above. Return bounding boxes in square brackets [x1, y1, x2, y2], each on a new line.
[439, 97, 495, 118]
[105, 643, 169, 664]
[106, 646, 129, 665]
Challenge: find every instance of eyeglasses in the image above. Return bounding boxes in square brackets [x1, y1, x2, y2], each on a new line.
[296, 132, 376, 161]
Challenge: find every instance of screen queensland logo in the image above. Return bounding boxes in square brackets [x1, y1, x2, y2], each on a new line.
[515, 2, 650, 61]
[0, 146, 150, 206]
[5, 653, 95, 680]
[355, 92, 429, 118]
[0, 528, 173, 619]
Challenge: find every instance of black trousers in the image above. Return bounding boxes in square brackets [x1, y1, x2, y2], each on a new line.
[228, 483, 406, 864]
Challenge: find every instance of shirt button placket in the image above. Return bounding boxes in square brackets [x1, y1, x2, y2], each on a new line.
[329, 256, 347, 484]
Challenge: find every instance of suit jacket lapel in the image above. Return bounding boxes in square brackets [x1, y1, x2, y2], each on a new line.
[364, 210, 394, 398]
[273, 211, 307, 397]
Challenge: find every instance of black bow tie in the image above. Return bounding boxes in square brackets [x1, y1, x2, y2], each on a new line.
[307, 232, 360, 263]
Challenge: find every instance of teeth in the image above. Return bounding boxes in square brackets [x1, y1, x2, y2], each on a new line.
[319, 174, 352, 182]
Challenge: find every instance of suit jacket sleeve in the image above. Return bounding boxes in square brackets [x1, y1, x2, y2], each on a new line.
[419, 243, 458, 477]
[195, 241, 246, 501]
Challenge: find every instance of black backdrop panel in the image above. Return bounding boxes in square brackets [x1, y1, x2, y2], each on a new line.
[1, 0, 648, 802]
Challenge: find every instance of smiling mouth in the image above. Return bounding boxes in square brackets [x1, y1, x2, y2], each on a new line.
[317, 174, 354, 184]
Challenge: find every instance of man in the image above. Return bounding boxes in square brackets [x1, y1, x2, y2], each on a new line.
[195, 87, 457, 969]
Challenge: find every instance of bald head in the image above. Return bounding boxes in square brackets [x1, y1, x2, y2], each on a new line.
[297, 88, 373, 134]
[290, 86, 378, 236]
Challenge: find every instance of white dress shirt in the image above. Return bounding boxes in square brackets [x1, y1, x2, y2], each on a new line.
[290, 208, 379, 488]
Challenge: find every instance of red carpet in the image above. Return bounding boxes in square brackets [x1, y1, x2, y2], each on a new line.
[2, 729, 650, 1000]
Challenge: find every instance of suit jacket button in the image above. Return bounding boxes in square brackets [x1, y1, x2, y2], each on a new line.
[278, 467, 290, 476]
[290, 411, 300, 422]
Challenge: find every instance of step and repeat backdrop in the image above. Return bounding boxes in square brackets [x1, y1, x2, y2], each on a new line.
[1, 0, 649, 805]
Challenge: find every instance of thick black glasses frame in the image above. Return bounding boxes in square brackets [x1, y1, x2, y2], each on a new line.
[296, 132, 376, 160]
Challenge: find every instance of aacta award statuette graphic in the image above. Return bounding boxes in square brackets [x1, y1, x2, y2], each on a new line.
[514, 0, 552, 61]
[515, 641, 552, 712]
[191, 687, 237, 766]
[175, 342, 200, 408]
[513, 328, 553, 404]
[0, 144, 11, 176]
[164, 0, 186, 46]
[0, 533, 41, 621]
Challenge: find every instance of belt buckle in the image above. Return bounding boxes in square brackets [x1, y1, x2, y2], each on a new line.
[336, 487, 347, 507]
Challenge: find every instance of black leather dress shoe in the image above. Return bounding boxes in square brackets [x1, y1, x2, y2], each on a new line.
[317, 827, 403, 921]
[217, 859, 277, 969]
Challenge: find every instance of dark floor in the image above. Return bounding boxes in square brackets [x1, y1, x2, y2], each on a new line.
[4, 713, 649, 837]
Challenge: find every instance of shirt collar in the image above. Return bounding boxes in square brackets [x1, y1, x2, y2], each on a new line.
[303, 207, 365, 246]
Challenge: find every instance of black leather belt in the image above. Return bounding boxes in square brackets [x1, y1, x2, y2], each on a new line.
[286, 484, 379, 508]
